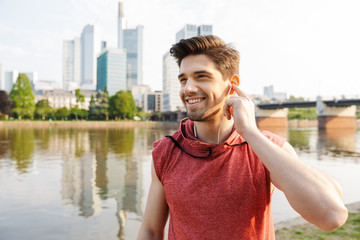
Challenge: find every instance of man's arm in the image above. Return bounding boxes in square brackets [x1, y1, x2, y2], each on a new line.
[137, 161, 169, 240]
[224, 84, 348, 231]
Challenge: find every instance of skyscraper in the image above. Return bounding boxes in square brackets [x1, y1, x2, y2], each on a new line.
[117, 2, 143, 90]
[63, 38, 81, 90]
[198, 25, 213, 36]
[4, 70, 19, 92]
[123, 25, 143, 89]
[176, 24, 213, 43]
[81, 24, 100, 90]
[162, 52, 183, 112]
[175, 24, 197, 43]
[97, 48, 127, 96]
[117, 2, 125, 49]
[163, 24, 213, 112]
[24, 72, 39, 89]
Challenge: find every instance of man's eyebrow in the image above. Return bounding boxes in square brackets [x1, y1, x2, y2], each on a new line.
[178, 73, 185, 79]
[178, 70, 213, 79]
[194, 70, 212, 75]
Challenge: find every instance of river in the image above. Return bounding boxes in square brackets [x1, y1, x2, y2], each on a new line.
[0, 124, 359, 239]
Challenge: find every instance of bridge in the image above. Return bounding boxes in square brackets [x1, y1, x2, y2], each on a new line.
[256, 97, 360, 129]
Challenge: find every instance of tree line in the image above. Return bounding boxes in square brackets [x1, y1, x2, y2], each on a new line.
[0, 73, 142, 121]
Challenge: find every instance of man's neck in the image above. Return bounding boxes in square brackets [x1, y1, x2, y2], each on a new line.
[193, 116, 234, 144]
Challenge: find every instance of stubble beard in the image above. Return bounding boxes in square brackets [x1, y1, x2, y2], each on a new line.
[186, 102, 222, 122]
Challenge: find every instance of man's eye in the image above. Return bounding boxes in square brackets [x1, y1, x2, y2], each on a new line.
[180, 78, 187, 82]
[198, 75, 208, 78]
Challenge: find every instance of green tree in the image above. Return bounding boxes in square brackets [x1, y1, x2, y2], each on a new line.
[9, 73, 35, 119]
[35, 99, 54, 120]
[88, 95, 99, 120]
[97, 90, 109, 120]
[109, 90, 136, 120]
[75, 88, 85, 109]
[289, 95, 305, 102]
[55, 107, 69, 120]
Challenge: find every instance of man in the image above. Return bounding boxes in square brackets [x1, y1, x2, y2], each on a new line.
[137, 35, 347, 240]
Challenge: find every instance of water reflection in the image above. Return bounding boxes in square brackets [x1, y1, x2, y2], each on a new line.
[0, 125, 358, 239]
[9, 128, 35, 173]
[317, 128, 359, 161]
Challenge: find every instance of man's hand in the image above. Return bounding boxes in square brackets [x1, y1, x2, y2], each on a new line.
[223, 84, 257, 136]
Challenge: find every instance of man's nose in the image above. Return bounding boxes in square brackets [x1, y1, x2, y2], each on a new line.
[183, 78, 198, 94]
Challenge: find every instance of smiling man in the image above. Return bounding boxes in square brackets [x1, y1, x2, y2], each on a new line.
[137, 35, 348, 240]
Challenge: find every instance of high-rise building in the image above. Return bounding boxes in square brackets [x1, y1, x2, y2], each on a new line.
[198, 25, 213, 36]
[176, 24, 197, 43]
[63, 38, 81, 91]
[4, 70, 19, 92]
[176, 24, 213, 43]
[163, 24, 213, 112]
[81, 24, 100, 90]
[131, 85, 151, 108]
[97, 48, 127, 96]
[123, 25, 144, 89]
[117, 2, 143, 90]
[162, 52, 183, 112]
[24, 72, 39, 89]
[117, 2, 125, 49]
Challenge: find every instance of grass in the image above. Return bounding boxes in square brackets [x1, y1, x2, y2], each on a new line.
[275, 212, 360, 239]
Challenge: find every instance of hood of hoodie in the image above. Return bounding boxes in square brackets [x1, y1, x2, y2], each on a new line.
[167, 118, 247, 159]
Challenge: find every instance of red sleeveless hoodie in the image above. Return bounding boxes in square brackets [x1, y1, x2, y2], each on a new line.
[152, 118, 285, 240]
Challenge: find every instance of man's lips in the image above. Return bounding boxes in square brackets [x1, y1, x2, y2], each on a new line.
[185, 97, 206, 104]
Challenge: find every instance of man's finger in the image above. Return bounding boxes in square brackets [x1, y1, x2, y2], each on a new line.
[232, 85, 248, 99]
[223, 100, 233, 120]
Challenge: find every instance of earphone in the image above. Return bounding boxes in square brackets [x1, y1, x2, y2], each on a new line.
[227, 84, 232, 95]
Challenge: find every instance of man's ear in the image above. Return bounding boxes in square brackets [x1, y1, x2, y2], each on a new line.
[229, 75, 239, 94]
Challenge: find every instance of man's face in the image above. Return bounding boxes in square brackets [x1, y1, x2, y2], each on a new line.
[178, 54, 229, 122]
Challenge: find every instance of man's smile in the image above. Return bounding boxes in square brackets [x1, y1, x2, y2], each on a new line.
[186, 97, 206, 105]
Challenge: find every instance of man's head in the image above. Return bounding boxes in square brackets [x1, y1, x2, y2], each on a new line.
[170, 35, 239, 80]
[170, 35, 240, 122]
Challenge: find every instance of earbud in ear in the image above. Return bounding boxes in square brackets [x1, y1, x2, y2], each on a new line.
[227, 85, 232, 95]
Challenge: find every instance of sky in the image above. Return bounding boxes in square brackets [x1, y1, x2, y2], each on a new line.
[0, 0, 360, 99]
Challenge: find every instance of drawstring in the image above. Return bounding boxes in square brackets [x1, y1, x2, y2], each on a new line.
[165, 135, 247, 159]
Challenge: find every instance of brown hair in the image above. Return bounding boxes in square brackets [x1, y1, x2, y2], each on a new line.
[170, 35, 239, 80]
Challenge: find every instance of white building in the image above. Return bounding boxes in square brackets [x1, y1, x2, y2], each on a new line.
[34, 80, 60, 90]
[162, 53, 183, 112]
[144, 91, 163, 112]
[81, 24, 100, 90]
[4, 70, 19, 92]
[63, 38, 81, 91]
[131, 85, 151, 108]
[35, 89, 97, 110]
[263, 85, 287, 101]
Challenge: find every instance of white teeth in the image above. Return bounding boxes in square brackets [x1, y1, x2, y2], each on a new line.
[188, 99, 202, 104]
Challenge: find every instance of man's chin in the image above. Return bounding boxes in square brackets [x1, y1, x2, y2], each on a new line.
[187, 109, 220, 122]
[187, 112, 206, 122]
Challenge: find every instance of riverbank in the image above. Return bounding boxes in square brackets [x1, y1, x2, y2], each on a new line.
[275, 201, 360, 239]
[0, 120, 179, 129]
[0, 119, 359, 129]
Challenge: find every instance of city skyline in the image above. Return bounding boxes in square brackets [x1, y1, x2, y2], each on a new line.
[1, 0, 360, 98]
